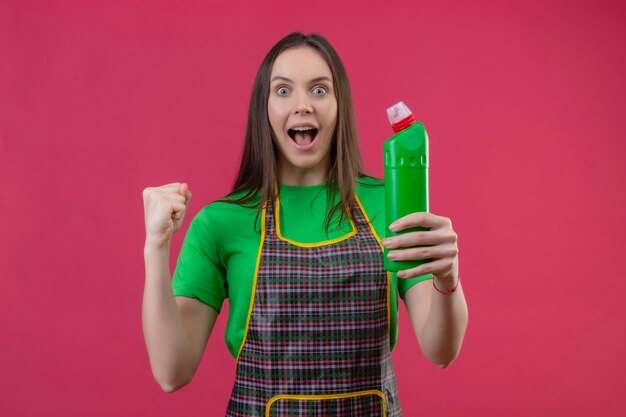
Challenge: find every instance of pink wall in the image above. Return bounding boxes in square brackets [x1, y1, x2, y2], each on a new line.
[2, 0, 625, 415]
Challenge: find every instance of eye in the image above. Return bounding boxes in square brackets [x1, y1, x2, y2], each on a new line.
[276, 86, 289, 96]
[312, 85, 328, 95]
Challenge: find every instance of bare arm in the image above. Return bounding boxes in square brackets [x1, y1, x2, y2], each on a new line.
[403, 279, 468, 368]
[141, 183, 218, 392]
[142, 242, 218, 392]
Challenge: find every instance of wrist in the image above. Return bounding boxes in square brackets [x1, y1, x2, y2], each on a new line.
[144, 237, 171, 255]
[433, 275, 459, 295]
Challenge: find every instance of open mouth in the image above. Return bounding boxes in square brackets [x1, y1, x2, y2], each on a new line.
[288, 127, 319, 147]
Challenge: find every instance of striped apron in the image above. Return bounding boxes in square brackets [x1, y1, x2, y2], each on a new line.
[226, 199, 401, 416]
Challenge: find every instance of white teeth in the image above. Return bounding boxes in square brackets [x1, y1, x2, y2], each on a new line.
[292, 126, 315, 131]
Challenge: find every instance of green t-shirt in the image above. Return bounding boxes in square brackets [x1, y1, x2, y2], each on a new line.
[172, 177, 433, 358]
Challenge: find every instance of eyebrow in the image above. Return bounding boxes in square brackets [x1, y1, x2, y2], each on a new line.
[270, 76, 333, 83]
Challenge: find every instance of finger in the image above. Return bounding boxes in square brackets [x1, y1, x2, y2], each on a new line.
[144, 183, 184, 200]
[158, 182, 185, 191]
[382, 229, 453, 248]
[157, 191, 186, 204]
[397, 257, 455, 279]
[170, 201, 186, 214]
[388, 243, 457, 262]
[390, 212, 451, 232]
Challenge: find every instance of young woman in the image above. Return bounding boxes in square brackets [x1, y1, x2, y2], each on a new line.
[142, 32, 468, 416]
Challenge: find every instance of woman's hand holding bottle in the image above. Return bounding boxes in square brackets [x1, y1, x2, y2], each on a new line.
[382, 212, 459, 290]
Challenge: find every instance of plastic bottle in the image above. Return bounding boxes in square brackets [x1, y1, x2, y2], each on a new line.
[383, 101, 430, 272]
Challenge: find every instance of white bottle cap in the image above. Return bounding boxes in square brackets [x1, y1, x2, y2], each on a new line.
[386, 101, 413, 125]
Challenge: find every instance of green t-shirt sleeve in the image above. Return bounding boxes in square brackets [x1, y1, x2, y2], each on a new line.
[397, 273, 433, 299]
[172, 208, 228, 313]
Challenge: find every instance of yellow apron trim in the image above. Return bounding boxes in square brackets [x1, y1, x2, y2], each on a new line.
[265, 389, 387, 417]
[236, 203, 267, 362]
[355, 194, 383, 245]
[355, 194, 392, 345]
[274, 195, 357, 247]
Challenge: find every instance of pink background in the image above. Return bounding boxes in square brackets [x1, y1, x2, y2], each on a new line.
[2, 0, 625, 416]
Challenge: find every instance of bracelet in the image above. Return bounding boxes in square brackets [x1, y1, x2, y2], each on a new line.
[433, 276, 459, 295]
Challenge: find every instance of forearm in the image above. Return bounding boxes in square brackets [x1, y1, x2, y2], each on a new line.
[142, 242, 194, 391]
[419, 279, 468, 368]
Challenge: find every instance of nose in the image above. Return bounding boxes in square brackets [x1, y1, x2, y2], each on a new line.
[294, 92, 312, 115]
[295, 105, 312, 114]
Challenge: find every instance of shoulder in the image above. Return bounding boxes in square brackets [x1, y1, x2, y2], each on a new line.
[356, 175, 384, 209]
[356, 174, 384, 188]
[355, 175, 384, 228]
[197, 189, 261, 219]
[190, 190, 262, 239]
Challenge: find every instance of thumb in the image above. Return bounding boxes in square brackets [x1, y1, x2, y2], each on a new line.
[179, 182, 192, 206]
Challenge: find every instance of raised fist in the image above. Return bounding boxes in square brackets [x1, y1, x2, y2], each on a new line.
[142, 182, 192, 246]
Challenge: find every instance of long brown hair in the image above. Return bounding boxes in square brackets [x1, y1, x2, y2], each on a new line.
[228, 32, 368, 230]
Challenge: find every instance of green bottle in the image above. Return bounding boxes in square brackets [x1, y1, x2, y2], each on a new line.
[383, 101, 430, 272]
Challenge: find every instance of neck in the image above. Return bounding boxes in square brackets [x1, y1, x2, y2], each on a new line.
[277, 161, 329, 186]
